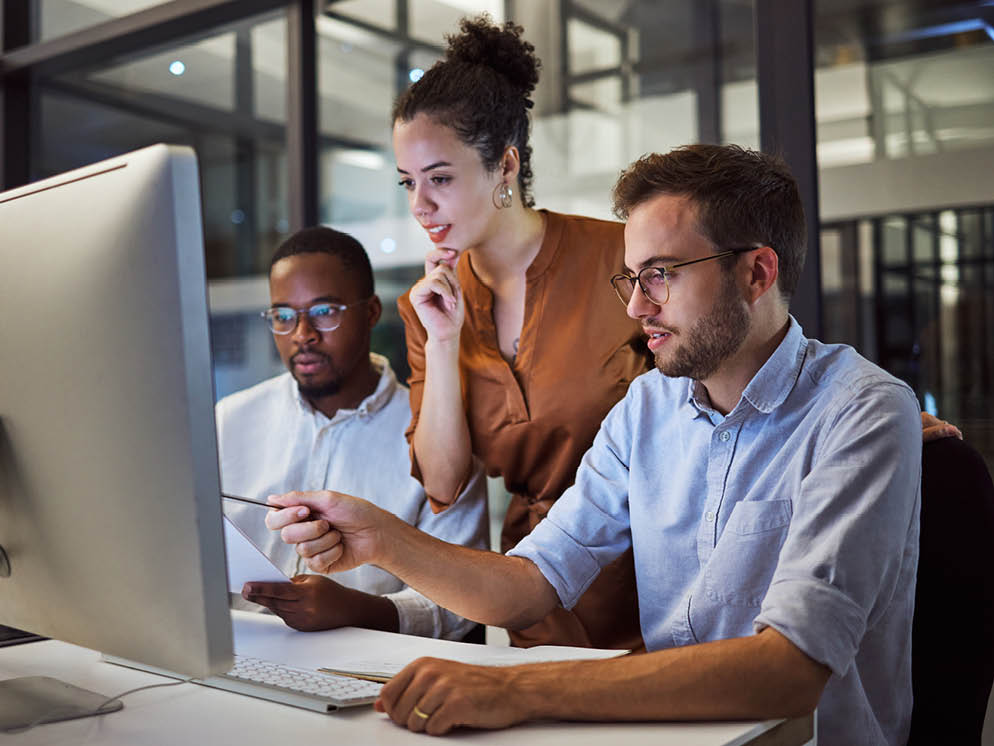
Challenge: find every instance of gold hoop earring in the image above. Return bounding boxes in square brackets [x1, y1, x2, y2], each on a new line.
[492, 182, 513, 210]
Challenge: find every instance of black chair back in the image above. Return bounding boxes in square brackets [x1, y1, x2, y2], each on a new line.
[909, 437, 994, 744]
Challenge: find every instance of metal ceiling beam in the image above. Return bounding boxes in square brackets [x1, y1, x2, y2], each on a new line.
[565, 1, 627, 40]
[0, 0, 288, 79]
[42, 76, 377, 154]
[322, 9, 443, 57]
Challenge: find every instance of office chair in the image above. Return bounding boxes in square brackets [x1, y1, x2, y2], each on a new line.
[908, 436, 994, 745]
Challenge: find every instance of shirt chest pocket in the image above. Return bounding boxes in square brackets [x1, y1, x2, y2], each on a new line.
[703, 499, 793, 608]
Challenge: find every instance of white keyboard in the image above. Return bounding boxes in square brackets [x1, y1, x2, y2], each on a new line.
[198, 655, 383, 712]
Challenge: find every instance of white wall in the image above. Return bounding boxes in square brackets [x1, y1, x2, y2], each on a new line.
[820, 145, 994, 221]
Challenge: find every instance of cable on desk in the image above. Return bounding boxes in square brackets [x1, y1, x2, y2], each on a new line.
[4, 677, 192, 734]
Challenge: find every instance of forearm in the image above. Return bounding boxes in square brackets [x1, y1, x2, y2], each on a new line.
[513, 628, 829, 723]
[240, 575, 401, 634]
[346, 587, 400, 633]
[412, 338, 473, 505]
[377, 516, 558, 629]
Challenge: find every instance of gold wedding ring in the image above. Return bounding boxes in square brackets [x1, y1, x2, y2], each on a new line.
[413, 705, 431, 720]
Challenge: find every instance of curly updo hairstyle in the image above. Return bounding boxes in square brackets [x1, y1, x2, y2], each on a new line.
[392, 14, 541, 207]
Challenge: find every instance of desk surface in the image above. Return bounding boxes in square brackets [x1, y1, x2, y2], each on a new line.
[0, 614, 813, 746]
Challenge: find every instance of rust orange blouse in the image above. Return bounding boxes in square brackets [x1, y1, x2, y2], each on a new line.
[398, 210, 650, 650]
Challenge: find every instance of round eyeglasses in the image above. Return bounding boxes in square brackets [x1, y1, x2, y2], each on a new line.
[610, 247, 757, 306]
[261, 299, 371, 335]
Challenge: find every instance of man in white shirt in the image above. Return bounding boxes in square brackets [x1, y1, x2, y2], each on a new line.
[217, 226, 488, 640]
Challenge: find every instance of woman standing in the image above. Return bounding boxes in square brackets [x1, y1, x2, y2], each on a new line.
[394, 16, 649, 650]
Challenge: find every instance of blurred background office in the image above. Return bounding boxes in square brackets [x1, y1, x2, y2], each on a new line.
[3, 0, 993, 579]
[3, 0, 990, 466]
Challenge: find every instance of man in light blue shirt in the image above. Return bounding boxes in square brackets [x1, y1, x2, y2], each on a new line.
[266, 145, 921, 744]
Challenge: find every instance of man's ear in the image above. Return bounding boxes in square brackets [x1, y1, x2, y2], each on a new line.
[367, 294, 382, 329]
[744, 246, 779, 304]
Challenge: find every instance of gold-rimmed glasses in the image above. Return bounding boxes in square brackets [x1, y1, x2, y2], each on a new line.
[610, 247, 757, 306]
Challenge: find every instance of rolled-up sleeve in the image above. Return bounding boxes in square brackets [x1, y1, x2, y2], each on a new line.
[754, 378, 922, 676]
[387, 587, 451, 639]
[508, 395, 634, 609]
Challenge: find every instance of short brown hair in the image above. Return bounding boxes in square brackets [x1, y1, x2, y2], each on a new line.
[612, 144, 806, 299]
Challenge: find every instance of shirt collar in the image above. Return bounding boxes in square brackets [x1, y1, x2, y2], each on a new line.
[525, 209, 561, 280]
[740, 315, 808, 414]
[684, 379, 715, 419]
[290, 352, 397, 424]
[682, 315, 808, 418]
[462, 210, 561, 313]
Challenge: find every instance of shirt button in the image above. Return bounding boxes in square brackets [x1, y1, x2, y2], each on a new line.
[718, 431, 731, 442]
[705, 511, 715, 522]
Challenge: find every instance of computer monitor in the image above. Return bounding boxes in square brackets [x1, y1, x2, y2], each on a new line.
[0, 145, 233, 687]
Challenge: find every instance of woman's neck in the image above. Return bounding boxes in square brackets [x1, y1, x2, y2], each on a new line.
[469, 207, 546, 286]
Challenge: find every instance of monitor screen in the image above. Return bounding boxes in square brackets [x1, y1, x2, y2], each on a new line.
[0, 144, 232, 680]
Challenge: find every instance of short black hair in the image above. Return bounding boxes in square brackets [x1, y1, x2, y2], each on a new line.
[270, 226, 374, 298]
[392, 14, 540, 207]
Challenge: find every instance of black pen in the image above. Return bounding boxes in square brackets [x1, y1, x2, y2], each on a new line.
[221, 492, 273, 509]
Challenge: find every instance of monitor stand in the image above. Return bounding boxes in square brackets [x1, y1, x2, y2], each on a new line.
[0, 676, 123, 733]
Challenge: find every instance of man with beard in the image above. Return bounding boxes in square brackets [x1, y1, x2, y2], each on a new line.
[265, 146, 922, 744]
[216, 226, 487, 639]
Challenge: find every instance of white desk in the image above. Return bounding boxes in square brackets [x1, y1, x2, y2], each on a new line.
[0, 613, 814, 745]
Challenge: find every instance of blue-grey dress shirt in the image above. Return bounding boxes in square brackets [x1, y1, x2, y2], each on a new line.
[508, 317, 921, 745]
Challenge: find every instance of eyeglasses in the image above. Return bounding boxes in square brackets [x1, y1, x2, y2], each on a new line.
[610, 247, 757, 306]
[261, 299, 370, 335]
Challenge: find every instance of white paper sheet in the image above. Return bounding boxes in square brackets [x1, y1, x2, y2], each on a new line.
[230, 611, 629, 680]
[223, 516, 288, 592]
[319, 642, 627, 679]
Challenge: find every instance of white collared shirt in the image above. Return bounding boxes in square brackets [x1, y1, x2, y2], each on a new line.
[216, 353, 488, 640]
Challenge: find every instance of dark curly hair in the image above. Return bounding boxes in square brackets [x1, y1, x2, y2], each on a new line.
[392, 14, 541, 207]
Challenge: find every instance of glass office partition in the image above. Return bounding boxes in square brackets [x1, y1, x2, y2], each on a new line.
[15, 0, 760, 414]
[821, 208, 994, 466]
[814, 1, 994, 469]
[30, 8, 290, 395]
[814, 4, 994, 169]
[6, 0, 763, 553]
[410, 0, 505, 43]
[35, 10, 289, 278]
[311, 0, 758, 383]
[29, 0, 166, 43]
[323, 0, 398, 33]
